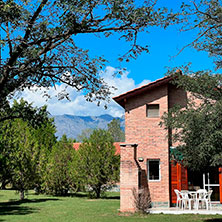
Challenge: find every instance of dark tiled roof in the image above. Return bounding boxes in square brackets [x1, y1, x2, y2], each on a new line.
[113, 75, 174, 108]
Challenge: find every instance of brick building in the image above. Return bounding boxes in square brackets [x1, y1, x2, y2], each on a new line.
[113, 75, 222, 212]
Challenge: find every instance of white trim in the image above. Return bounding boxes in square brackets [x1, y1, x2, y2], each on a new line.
[203, 172, 220, 202]
[147, 159, 161, 182]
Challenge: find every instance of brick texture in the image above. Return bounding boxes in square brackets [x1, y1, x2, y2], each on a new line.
[119, 83, 188, 212]
[120, 144, 139, 212]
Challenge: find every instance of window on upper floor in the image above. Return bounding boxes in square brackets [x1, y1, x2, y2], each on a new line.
[146, 104, 159, 118]
[147, 159, 160, 181]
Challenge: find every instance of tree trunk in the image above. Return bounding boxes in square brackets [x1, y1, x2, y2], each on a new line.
[95, 187, 101, 198]
[1, 180, 6, 189]
[20, 190, 25, 200]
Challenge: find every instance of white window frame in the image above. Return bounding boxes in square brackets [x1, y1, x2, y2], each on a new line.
[147, 159, 161, 182]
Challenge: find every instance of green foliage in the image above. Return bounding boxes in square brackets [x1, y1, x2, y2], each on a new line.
[162, 70, 222, 171]
[43, 134, 78, 195]
[32, 121, 57, 193]
[107, 118, 125, 142]
[0, 119, 39, 199]
[0, 0, 170, 112]
[77, 128, 94, 142]
[0, 99, 57, 198]
[0, 98, 51, 124]
[176, 0, 222, 69]
[77, 129, 120, 198]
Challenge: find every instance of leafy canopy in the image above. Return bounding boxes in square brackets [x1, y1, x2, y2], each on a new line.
[176, 0, 222, 69]
[163, 0, 222, 171]
[0, 98, 51, 123]
[162, 69, 222, 171]
[107, 118, 125, 142]
[77, 129, 120, 198]
[43, 134, 77, 196]
[0, 99, 56, 196]
[0, 0, 171, 110]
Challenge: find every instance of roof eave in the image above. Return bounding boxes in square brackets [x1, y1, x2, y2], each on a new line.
[113, 76, 174, 108]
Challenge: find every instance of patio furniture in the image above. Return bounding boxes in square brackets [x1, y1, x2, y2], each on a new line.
[206, 190, 213, 210]
[187, 191, 198, 209]
[196, 189, 213, 210]
[196, 189, 207, 209]
[175, 189, 213, 210]
[180, 190, 193, 210]
[174, 189, 183, 209]
[174, 190, 194, 210]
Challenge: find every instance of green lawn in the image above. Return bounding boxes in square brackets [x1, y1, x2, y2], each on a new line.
[0, 190, 221, 222]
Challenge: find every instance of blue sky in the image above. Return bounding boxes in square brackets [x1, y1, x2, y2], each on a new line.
[20, 0, 218, 117]
[73, 0, 216, 84]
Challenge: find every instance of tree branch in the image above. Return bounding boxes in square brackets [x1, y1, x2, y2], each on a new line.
[81, 1, 97, 24]
[191, 1, 219, 23]
[6, 22, 12, 57]
[23, 0, 48, 41]
[6, 0, 48, 68]
[174, 25, 217, 57]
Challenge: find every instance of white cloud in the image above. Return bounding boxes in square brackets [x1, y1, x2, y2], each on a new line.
[137, 79, 151, 88]
[16, 66, 150, 117]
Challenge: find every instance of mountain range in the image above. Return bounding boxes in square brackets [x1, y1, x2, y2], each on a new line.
[53, 114, 125, 140]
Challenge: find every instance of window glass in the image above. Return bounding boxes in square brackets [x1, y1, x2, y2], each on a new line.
[148, 159, 160, 181]
[146, 104, 159, 118]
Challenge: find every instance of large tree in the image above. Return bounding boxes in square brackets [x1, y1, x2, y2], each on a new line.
[0, 0, 170, 116]
[0, 99, 56, 194]
[43, 134, 77, 195]
[1, 119, 39, 199]
[161, 70, 222, 172]
[77, 129, 120, 198]
[0, 98, 52, 123]
[160, 0, 222, 171]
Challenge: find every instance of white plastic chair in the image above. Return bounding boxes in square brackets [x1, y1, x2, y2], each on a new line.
[204, 190, 213, 210]
[196, 189, 209, 210]
[174, 189, 183, 209]
[180, 190, 192, 210]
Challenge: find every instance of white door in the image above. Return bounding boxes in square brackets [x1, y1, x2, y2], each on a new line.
[203, 168, 220, 202]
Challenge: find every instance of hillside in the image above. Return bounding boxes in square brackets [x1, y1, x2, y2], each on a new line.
[53, 114, 124, 139]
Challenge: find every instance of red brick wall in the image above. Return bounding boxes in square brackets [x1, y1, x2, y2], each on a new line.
[119, 81, 199, 211]
[121, 84, 170, 211]
[120, 144, 139, 212]
[168, 84, 187, 109]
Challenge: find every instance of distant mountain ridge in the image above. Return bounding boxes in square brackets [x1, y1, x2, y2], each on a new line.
[53, 114, 125, 139]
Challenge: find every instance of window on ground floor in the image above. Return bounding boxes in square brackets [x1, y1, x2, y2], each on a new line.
[147, 159, 160, 181]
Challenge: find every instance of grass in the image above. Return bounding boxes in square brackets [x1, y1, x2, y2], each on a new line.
[0, 190, 222, 222]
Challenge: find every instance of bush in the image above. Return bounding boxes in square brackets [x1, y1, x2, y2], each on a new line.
[43, 135, 78, 195]
[133, 187, 152, 213]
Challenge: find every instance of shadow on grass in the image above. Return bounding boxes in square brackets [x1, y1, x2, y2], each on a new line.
[204, 219, 222, 222]
[0, 198, 59, 216]
[0, 205, 36, 216]
[65, 192, 120, 200]
[69, 193, 88, 198]
[101, 195, 120, 200]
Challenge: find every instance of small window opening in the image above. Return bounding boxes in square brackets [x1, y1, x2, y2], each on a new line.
[147, 159, 160, 181]
[146, 104, 159, 118]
